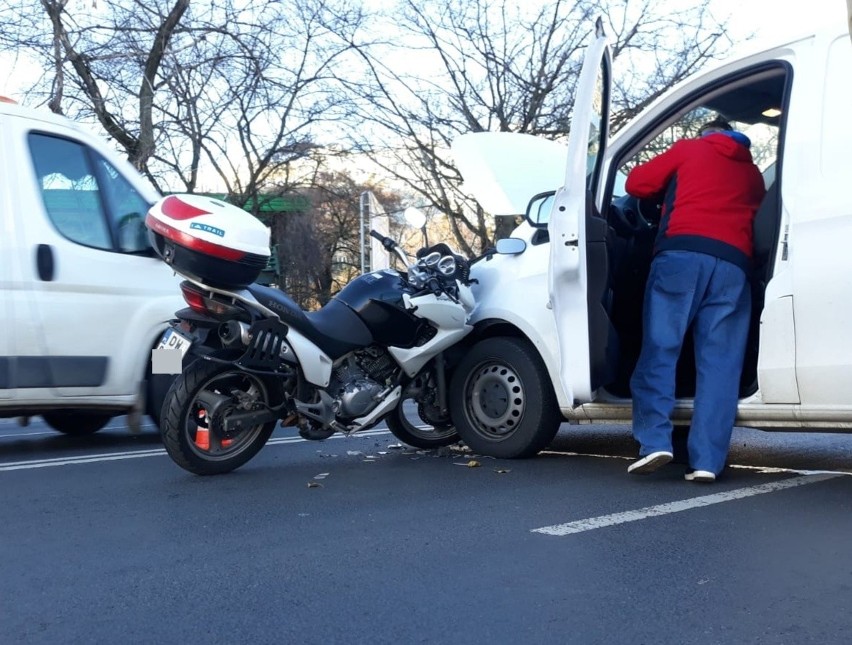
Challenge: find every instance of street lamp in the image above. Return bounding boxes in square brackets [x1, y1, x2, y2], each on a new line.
[403, 206, 429, 247]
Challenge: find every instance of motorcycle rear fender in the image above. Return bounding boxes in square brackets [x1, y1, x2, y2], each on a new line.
[174, 276, 332, 387]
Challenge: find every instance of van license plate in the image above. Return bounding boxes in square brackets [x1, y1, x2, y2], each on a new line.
[157, 327, 193, 358]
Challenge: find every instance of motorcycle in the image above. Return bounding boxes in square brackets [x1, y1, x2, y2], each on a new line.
[146, 194, 475, 475]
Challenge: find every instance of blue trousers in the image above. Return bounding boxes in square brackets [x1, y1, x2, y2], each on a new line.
[630, 250, 751, 475]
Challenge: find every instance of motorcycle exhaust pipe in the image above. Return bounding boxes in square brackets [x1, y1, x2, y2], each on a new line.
[218, 320, 251, 347]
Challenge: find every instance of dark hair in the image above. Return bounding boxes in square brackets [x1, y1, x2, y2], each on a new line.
[700, 117, 733, 134]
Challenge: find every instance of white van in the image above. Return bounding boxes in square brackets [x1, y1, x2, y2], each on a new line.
[448, 22, 852, 458]
[0, 98, 184, 434]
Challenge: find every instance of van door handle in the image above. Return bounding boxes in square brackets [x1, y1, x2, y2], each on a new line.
[36, 244, 55, 281]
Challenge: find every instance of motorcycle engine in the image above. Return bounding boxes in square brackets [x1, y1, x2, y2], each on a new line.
[330, 348, 398, 419]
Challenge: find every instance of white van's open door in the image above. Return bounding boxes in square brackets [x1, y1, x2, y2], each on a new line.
[547, 20, 612, 404]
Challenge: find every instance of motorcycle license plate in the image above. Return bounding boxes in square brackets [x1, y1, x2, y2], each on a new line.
[152, 327, 193, 374]
[157, 327, 193, 357]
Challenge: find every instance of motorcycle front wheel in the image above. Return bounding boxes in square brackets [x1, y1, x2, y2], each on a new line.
[385, 398, 459, 450]
[160, 359, 281, 475]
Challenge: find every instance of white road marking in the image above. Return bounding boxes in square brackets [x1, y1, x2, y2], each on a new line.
[0, 422, 158, 439]
[0, 429, 392, 472]
[531, 473, 844, 536]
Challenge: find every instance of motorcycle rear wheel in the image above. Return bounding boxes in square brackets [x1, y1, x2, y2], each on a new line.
[160, 359, 280, 475]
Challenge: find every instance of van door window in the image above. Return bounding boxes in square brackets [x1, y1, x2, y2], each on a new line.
[618, 109, 779, 195]
[28, 133, 152, 253]
[29, 134, 112, 250]
[93, 155, 152, 253]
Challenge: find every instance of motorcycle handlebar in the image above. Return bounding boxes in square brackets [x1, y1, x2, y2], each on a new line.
[369, 229, 409, 267]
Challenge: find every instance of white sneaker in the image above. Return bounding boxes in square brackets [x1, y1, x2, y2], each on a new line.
[627, 451, 673, 475]
[684, 470, 716, 482]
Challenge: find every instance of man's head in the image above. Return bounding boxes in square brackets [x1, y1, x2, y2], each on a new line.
[699, 117, 733, 137]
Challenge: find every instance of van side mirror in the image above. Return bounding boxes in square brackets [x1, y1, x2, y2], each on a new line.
[525, 191, 556, 227]
[495, 238, 526, 255]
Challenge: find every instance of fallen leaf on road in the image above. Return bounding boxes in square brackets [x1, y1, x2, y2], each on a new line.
[495, 468, 511, 474]
[307, 482, 322, 488]
[454, 459, 481, 468]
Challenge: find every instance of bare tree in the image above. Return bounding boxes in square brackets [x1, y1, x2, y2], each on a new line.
[269, 170, 403, 309]
[1, 0, 364, 199]
[342, 0, 732, 254]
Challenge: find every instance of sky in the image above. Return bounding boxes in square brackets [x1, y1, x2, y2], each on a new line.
[0, 0, 845, 193]
[1, 0, 847, 100]
[711, 0, 847, 50]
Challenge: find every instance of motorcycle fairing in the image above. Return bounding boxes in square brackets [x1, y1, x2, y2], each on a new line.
[388, 292, 473, 377]
[334, 269, 433, 348]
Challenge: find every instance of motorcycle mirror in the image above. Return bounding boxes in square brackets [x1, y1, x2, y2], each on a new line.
[495, 237, 526, 255]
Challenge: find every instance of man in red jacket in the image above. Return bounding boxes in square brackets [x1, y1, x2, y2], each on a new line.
[625, 117, 766, 482]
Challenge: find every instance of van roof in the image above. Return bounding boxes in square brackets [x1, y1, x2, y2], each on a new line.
[0, 97, 85, 131]
[609, 28, 844, 148]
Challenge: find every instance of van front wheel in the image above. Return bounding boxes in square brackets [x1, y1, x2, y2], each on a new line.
[449, 337, 562, 459]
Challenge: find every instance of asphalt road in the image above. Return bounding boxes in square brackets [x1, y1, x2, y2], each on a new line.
[1, 416, 851, 644]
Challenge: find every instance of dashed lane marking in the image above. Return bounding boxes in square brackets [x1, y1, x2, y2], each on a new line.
[531, 472, 844, 536]
[0, 429, 392, 472]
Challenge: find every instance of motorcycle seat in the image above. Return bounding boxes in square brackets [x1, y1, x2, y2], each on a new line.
[246, 284, 372, 359]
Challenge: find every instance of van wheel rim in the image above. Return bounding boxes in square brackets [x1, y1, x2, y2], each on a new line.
[466, 362, 524, 437]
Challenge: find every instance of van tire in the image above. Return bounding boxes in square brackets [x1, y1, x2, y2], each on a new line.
[449, 336, 562, 458]
[146, 372, 176, 427]
[42, 411, 113, 436]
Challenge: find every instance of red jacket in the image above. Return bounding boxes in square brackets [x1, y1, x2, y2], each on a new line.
[625, 132, 766, 271]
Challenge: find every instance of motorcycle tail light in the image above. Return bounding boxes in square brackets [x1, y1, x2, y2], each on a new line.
[180, 282, 209, 315]
[179, 281, 249, 320]
[202, 297, 245, 318]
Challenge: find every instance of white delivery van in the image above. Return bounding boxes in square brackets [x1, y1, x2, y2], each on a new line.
[0, 97, 184, 434]
[448, 21, 852, 458]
